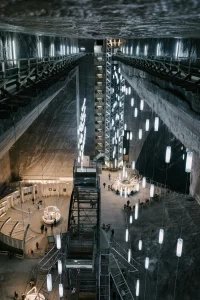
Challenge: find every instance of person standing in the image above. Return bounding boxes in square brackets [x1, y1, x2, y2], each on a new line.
[127, 199, 130, 206]
[36, 242, 39, 250]
[103, 183, 106, 188]
[111, 229, 114, 238]
[14, 291, 18, 299]
[108, 173, 111, 180]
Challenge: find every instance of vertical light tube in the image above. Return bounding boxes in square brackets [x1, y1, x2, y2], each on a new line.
[145, 257, 149, 269]
[125, 229, 129, 242]
[145, 119, 150, 131]
[136, 279, 140, 296]
[154, 117, 159, 131]
[124, 123, 127, 130]
[56, 234, 61, 249]
[59, 283, 64, 297]
[158, 229, 164, 244]
[132, 161, 135, 170]
[131, 98, 134, 107]
[139, 129, 142, 140]
[12, 39, 16, 61]
[182, 154, 185, 160]
[135, 203, 139, 220]
[58, 260, 62, 274]
[140, 99, 144, 111]
[47, 274, 52, 292]
[128, 249, 131, 263]
[176, 238, 183, 257]
[134, 108, 138, 118]
[123, 148, 126, 155]
[130, 132, 133, 140]
[142, 177, 146, 188]
[130, 215, 133, 224]
[127, 132, 129, 140]
[165, 146, 171, 163]
[138, 240, 142, 251]
[185, 151, 193, 173]
[150, 184, 154, 197]
[120, 187, 123, 196]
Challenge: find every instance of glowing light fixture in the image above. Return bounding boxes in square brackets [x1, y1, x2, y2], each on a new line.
[138, 240, 142, 251]
[145, 119, 150, 131]
[159, 229, 164, 244]
[12, 39, 17, 61]
[130, 132, 133, 140]
[58, 260, 62, 274]
[140, 99, 144, 110]
[124, 123, 127, 130]
[139, 129, 142, 140]
[176, 238, 183, 257]
[128, 249, 131, 263]
[47, 274, 52, 292]
[132, 161, 135, 170]
[128, 87, 131, 95]
[185, 151, 193, 173]
[59, 283, 63, 297]
[131, 98, 134, 107]
[56, 234, 61, 249]
[150, 184, 154, 197]
[165, 146, 171, 163]
[145, 257, 149, 269]
[182, 154, 185, 160]
[130, 215, 133, 224]
[123, 148, 126, 155]
[154, 117, 159, 131]
[127, 132, 130, 140]
[142, 177, 146, 188]
[125, 229, 129, 242]
[136, 279, 140, 296]
[134, 108, 138, 118]
[135, 203, 139, 220]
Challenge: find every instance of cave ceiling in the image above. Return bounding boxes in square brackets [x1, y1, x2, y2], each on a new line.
[0, 0, 200, 38]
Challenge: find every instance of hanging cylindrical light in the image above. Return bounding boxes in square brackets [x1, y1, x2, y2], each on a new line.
[47, 274, 52, 292]
[130, 215, 133, 224]
[56, 234, 61, 249]
[145, 257, 150, 269]
[182, 154, 185, 160]
[165, 146, 171, 163]
[176, 238, 183, 257]
[139, 129, 142, 140]
[158, 229, 164, 244]
[135, 203, 139, 220]
[123, 148, 126, 155]
[132, 161, 135, 170]
[150, 184, 154, 198]
[140, 99, 144, 111]
[124, 187, 127, 198]
[127, 132, 130, 140]
[120, 187, 123, 196]
[145, 119, 150, 131]
[128, 249, 132, 263]
[138, 240, 142, 251]
[125, 229, 129, 242]
[58, 260, 62, 274]
[154, 117, 159, 131]
[128, 87, 131, 95]
[142, 177, 146, 188]
[131, 98, 134, 107]
[124, 123, 127, 130]
[136, 183, 140, 192]
[59, 283, 64, 297]
[130, 132, 133, 140]
[134, 108, 138, 118]
[185, 151, 193, 173]
[136, 279, 140, 297]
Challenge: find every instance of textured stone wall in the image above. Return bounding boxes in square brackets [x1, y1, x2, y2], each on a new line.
[0, 152, 11, 193]
[9, 78, 77, 180]
[190, 152, 200, 202]
[121, 63, 200, 197]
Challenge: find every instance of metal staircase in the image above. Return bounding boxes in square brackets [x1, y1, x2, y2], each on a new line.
[110, 254, 135, 300]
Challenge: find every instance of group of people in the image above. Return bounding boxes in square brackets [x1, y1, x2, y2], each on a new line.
[124, 199, 138, 212]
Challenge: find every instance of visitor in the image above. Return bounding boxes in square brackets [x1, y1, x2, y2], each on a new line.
[37, 205, 39, 210]
[21, 293, 26, 300]
[103, 183, 106, 188]
[108, 173, 111, 180]
[36, 242, 39, 250]
[54, 219, 56, 226]
[31, 249, 34, 255]
[124, 204, 127, 210]
[127, 200, 130, 206]
[32, 198, 34, 205]
[108, 185, 110, 191]
[40, 224, 44, 234]
[14, 291, 18, 300]
[111, 229, 114, 238]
